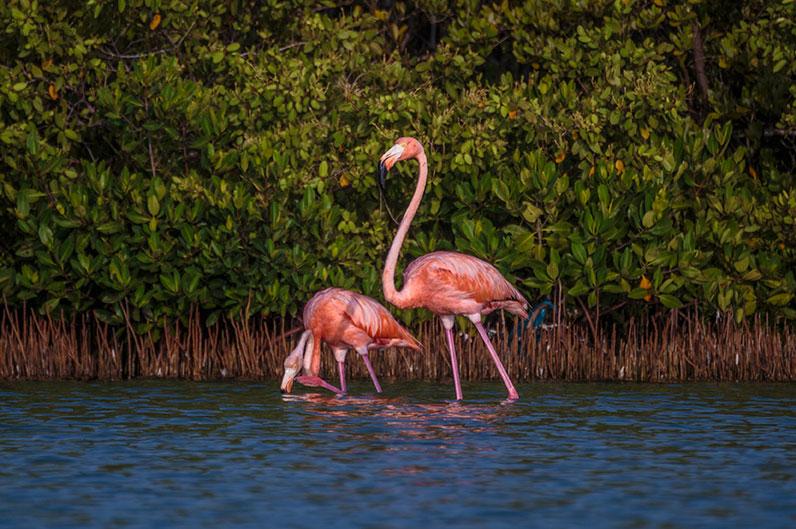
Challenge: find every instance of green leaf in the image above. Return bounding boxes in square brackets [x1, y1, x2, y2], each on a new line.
[492, 180, 510, 204]
[38, 224, 54, 248]
[734, 256, 750, 273]
[642, 210, 655, 228]
[16, 189, 30, 218]
[571, 241, 587, 264]
[58, 237, 74, 264]
[182, 269, 201, 294]
[628, 288, 649, 300]
[160, 272, 180, 293]
[767, 293, 793, 306]
[546, 260, 559, 280]
[127, 210, 150, 224]
[522, 203, 543, 223]
[147, 194, 160, 216]
[597, 184, 609, 206]
[734, 307, 744, 323]
[658, 294, 683, 309]
[26, 129, 39, 156]
[568, 280, 589, 296]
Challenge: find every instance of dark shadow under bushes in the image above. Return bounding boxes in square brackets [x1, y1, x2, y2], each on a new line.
[2, 305, 793, 383]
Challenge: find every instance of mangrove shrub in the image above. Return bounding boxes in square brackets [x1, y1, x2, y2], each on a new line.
[1, 0, 795, 332]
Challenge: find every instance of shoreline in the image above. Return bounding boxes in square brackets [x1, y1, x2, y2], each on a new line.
[3, 307, 793, 383]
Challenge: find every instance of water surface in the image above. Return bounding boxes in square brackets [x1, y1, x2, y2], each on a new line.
[1, 381, 794, 528]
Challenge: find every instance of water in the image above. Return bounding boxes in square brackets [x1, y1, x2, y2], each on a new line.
[1, 381, 794, 529]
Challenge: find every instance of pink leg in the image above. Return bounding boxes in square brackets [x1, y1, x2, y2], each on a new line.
[444, 326, 464, 401]
[360, 353, 383, 393]
[473, 321, 520, 400]
[338, 361, 347, 394]
[295, 375, 343, 394]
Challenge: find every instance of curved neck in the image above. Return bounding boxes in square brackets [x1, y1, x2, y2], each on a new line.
[382, 149, 427, 308]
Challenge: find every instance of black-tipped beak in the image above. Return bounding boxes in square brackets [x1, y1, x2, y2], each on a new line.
[377, 160, 388, 193]
[377, 160, 399, 225]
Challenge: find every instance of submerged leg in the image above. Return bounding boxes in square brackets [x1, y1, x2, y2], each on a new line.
[333, 348, 348, 394]
[337, 361, 347, 394]
[441, 315, 463, 401]
[357, 348, 382, 393]
[471, 316, 519, 400]
[295, 375, 343, 394]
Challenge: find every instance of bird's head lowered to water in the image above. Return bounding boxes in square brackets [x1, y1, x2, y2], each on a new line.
[280, 351, 301, 394]
[280, 330, 311, 394]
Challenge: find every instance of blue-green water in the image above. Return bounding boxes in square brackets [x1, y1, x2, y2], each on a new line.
[1, 381, 794, 529]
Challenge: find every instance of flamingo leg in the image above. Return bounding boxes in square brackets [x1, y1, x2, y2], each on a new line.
[473, 321, 520, 400]
[337, 361, 347, 394]
[359, 352, 383, 393]
[444, 326, 464, 401]
[295, 375, 343, 395]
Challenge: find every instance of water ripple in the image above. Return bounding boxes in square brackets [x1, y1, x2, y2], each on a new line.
[1, 381, 795, 529]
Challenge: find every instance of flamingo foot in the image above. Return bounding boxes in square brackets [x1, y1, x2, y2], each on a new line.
[444, 326, 464, 401]
[295, 375, 343, 395]
[473, 320, 520, 401]
[338, 360, 348, 394]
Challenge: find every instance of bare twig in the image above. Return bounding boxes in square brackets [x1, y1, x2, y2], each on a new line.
[764, 128, 796, 137]
[277, 41, 307, 52]
[98, 20, 197, 60]
[692, 20, 710, 103]
[575, 296, 598, 345]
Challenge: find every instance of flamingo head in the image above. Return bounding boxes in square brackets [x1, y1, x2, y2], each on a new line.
[377, 137, 424, 223]
[377, 136, 423, 187]
[280, 347, 303, 394]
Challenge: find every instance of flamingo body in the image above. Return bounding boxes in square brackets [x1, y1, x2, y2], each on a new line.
[281, 287, 420, 395]
[303, 287, 420, 361]
[400, 251, 528, 318]
[379, 136, 528, 400]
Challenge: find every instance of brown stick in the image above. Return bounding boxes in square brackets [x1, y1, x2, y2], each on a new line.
[692, 20, 710, 103]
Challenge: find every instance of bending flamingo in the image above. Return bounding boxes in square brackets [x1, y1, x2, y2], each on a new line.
[378, 137, 528, 400]
[280, 287, 421, 395]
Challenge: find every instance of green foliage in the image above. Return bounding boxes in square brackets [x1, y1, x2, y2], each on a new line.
[1, 0, 795, 329]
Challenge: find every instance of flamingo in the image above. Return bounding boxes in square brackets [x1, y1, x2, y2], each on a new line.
[378, 137, 528, 401]
[280, 287, 421, 395]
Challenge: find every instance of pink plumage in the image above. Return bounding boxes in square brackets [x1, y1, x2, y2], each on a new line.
[280, 287, 420, 395]
[379, 136, 527, 400]
[401, 251, 528, 318]
[303, 288, 421, 362]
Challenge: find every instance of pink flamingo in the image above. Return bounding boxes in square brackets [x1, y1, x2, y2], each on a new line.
[280, 287, 421, 395]
[378, 137, 528, 400]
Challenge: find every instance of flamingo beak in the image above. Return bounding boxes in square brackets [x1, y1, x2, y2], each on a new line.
[280, 367, 298, 394]
[377, 143, 405, 225]
[379, 143, 405, 173]
[377, 160, 389, 194]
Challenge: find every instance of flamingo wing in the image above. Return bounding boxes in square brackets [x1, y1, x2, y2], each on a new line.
[403, 251, 528, 317]
[345, 293, 422, 350]
[305, 288, 420, 350]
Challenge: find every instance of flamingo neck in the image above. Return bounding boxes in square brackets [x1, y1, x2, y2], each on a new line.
[382, 149, 427, 308]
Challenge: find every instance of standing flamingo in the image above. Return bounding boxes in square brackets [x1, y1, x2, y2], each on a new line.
[378, 137, 528, 401]
[280, 287, 421, 395]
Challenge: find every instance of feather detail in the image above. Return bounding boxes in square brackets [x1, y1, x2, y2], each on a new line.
[303, 288, 420, 351]
[401, 251, 528, 316]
